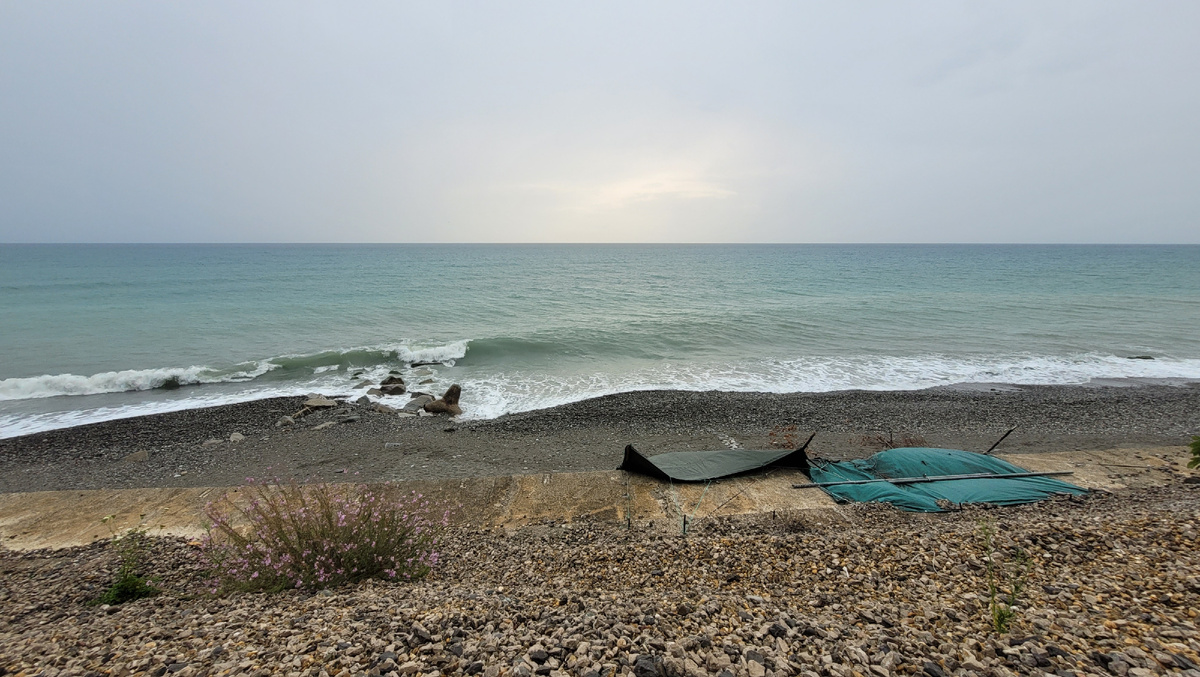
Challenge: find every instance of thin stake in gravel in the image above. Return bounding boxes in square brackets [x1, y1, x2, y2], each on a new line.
[792, 470, 1074, 489]
[983, 426, 1018, 454]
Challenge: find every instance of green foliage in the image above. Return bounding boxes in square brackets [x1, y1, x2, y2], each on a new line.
[978, 518, 1030, 634]
[201, 480, 447, 593]
[1188, 435, 1200, 469]
[93, 519, 160, 605]
[96, 569, 161, 605]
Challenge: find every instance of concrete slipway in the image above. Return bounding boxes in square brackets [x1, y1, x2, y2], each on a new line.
[0, 447, 1194, 551]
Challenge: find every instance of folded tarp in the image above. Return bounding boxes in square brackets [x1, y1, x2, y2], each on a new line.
[619, 445, 810, 482]
[802, 447, 1087, 512]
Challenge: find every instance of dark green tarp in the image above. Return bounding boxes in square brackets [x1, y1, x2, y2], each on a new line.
[619, 444, 810, 482]
[803, 447, 1087, 512]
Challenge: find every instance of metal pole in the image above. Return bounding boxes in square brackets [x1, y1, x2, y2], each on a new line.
[983, 426, 1018, 455]
[792, 470, 1073, 489]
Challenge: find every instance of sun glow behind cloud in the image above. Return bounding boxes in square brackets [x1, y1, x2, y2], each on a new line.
[365, 94, 847, 242]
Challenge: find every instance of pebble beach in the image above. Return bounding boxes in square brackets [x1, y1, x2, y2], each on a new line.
[2, 384, 1199, 675]
[2, 485, 1199, 676]
[3, 384, 1199, 493]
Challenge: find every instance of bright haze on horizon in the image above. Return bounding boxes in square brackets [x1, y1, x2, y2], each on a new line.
[1, 2, 1197, 244]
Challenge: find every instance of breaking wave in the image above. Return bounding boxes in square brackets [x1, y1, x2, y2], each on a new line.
[0, 339, 472, 401]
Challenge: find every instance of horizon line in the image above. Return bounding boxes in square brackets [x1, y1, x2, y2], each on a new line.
[2, 241, 1199, 246]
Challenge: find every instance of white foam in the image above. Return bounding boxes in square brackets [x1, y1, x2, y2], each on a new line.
[392, 340, 469, 365]
[4, 351, 1200, 437]
[450, 352, 1200, 420]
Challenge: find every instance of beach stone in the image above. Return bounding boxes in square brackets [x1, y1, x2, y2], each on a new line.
[382, 375, 406, 386]
[229, 432, 244, 442]
[922, 662, 947, 677]
[304, 396, 338, 408]
[367, 388, 383, 396]
[356, 395, 371, 405]
[633, 655, 661, 677]
[397, 412, 416, 418]
[405, 395, 434, 412]
[336, 414, 361, 424]
[275, 415, 294, 427]
[380, 384, 407, 396]
[1183, 477, 1200, 484]
[123, 450, 149, 462]
[202, 438, 222, 446]
[420, 378, 435, 385]
[313, 422, 336, 430]
[373, 403, 397, 414]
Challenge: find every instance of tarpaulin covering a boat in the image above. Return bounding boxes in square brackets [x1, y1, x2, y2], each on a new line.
[619, 445, 810, 482]
[802, 447, 1087, 512]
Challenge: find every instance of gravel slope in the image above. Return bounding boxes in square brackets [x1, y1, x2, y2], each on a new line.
[3, 484, 1199, 676]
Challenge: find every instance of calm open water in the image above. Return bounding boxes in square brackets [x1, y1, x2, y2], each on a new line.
[2, 244, 1199, 437]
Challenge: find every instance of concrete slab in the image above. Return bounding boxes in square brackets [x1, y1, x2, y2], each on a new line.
[0, 469, 842, 551]
[998, 445, 1194, 491]
[1, 447, 1193, 551]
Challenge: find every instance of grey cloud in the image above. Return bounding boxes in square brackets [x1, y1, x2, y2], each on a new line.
[0, 1, 1196, 242]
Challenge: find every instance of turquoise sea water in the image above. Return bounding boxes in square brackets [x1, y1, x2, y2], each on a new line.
[2, 244, 1199, 437]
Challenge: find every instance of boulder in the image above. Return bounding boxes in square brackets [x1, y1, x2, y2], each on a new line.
[423, 384, 463, 416]
[380, 383, 407, 396]
[403, 395, 434, 412]
[229, 432, 245, 443]
[373, 403, 397, 414]
[303, 396, 338, 408]
[381, 375, 405, 386]
[355, 395, 371, 405]
[367, 388, 383, 396]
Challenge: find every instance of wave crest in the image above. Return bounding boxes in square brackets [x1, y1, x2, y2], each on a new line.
[0, 362, 275, 401]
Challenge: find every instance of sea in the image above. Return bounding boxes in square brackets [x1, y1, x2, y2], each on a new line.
[2, 244, 1199, 439]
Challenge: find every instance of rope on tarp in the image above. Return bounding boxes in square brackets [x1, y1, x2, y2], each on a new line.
[793, 470, 1074, 489]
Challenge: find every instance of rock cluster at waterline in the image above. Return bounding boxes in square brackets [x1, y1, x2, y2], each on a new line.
[271, 382, 465, 429]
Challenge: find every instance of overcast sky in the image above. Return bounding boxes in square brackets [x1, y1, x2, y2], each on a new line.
[1, 2, 1197, 243]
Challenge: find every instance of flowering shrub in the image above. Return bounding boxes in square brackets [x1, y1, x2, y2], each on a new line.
[202, 480, 447, 592]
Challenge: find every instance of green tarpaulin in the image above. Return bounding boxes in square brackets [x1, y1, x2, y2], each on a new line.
[619, 444, 810, 482]
[803, 447, 1087, 512]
